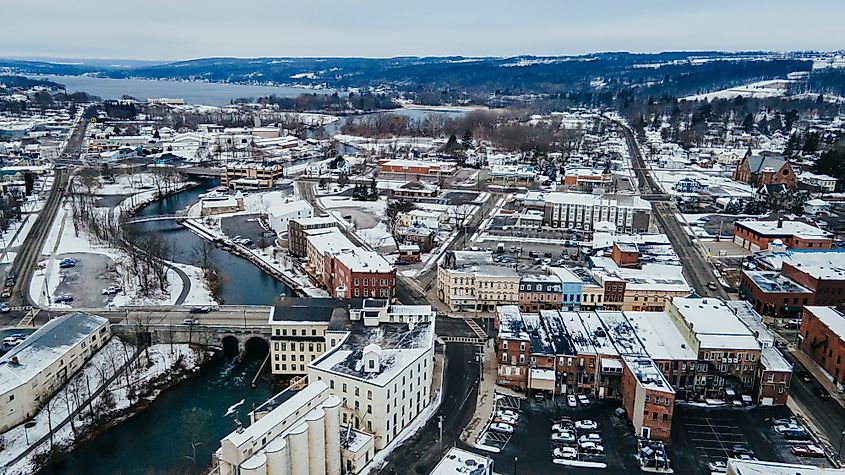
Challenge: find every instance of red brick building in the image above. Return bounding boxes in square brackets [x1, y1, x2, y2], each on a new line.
[732, 154, 796, 188]
[621, 358, 675, 440]
[757, 347, 792, 405]
[799, 306, 845, 389]
[739, 270, 814, 318]
[377, 159, 457, 176]
[322, 248, 395, 300]
[733, 219, 833, 251]
[782, 262, 845, 310]
[611, 242, 640, 268]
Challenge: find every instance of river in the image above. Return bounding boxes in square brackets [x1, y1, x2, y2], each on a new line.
[39, 350, 274, 475]
[36, 75, 331, 106]
[128, 179, 291, 305]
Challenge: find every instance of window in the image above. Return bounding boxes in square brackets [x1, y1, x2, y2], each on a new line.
[502, 341, 508, 350]
[367, 390, 372, 400]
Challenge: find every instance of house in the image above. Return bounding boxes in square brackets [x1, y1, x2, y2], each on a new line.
[804, 198, 831, 215]
[732, 154, 796, 188]
[391, 180, 438, 198]
[798, 172, 838, 192]
[397, 226, 436, 252]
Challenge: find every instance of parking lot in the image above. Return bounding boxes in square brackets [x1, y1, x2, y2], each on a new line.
[669, 404, 836, 474]
[52, 252, 124, 308]
[220, 214, 271, 247]
[490, 397, 643, 474]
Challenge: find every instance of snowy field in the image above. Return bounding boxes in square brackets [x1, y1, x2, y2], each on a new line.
[0, 339, 201, 474]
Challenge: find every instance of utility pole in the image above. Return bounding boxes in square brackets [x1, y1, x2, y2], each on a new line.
[438, 414, 443, 449]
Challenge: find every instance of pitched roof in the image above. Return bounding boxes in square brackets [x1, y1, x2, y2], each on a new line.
[746, 155, 787, 173]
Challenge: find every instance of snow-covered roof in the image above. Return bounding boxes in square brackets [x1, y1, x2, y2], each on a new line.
[430, 448, 494, 475]
[624, 355, 675, 393]
[544, 192, 650, 210]
[735, 220, 832, 240]
[760, 346, 792, 373]
[755, 249, 845, 273]
[0, 313, 108, 395]
[623, 311, 696, 361]
[670, 298, 760, 351]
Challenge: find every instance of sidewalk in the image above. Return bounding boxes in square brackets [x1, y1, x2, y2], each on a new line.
[460, 340, 523, 445]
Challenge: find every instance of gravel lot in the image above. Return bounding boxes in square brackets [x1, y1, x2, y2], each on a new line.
[53, 252, 122, 308]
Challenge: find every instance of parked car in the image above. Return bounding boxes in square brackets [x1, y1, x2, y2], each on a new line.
[814, 386, 831, 399]
[791, 444, 825, 457]
[578, 433, 602, 445]
[551, 431, 575, 444]
[770, 417, 798, 426]
[0, 303, 10, 313]
[1, 287, 12, 298]
[489, 422, 514, 435]
[783, 429, 811, 441]
[732, 445, 754, 457]
[577, 394, 591, 406]
[579, 441, 604, 454]
[552, 446, 578, 460]
[785, 318, 801, 329]
[190, 306, 211, 314]
[708, 461, 727, 473]
[4, 278, 14, 287]
[575, 420, 598, 430]
[552, 422, 574, 433]
[7, 270, 16, 280]
[59, 258, 76, 268]
[496, 409, 519, 419]
[53, 294, 74, 304]
[707, 281, 718, 291]
[774, 423, 805, 434]
[567, 395, 577, 407]
[3, 335, 24, 346]
[493, 414, 518, 425]
[102, 285, 123, 295]
[182, 318, 199, 325]
[614, 407, 627, 418]
[734, 454, 757, 461]
[528, 251, 539, 258]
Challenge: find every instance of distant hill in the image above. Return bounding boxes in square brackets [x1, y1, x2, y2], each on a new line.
[0, 51, 825, 99]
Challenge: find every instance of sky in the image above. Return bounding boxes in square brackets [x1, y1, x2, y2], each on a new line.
[2, 0, 844, 61]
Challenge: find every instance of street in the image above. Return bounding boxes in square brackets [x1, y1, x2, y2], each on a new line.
[379, 343, 480, 474]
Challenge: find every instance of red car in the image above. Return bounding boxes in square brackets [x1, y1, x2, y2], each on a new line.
[1, 287, 12, 298]
[791, 445, 825, 458]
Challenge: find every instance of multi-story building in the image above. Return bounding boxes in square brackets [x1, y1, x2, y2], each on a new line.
[268, 200, 313, 235]
[437, 251, 519, 312]
[216, 299, 434, 475]
[0, 313, 111, 432]
[268, 299, 342, 376]
[739, 270, 815, 317]
[589, 258, 690, 312]
[797, 172, 838, 192]
[288, 217, 337, 257]
[323, 248, 395, 300]
[732, 154, 796, 188]
[223, 162, 285, 190]
[799, 306, 845, 390]
[542, 192, 651, 234]
[518, 274, 563, 312]
[732, 219, 833, 251]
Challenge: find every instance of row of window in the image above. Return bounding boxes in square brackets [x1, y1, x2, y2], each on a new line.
[353, 287, 390, 298]
[354, 277, 390, 286]
[274, 342, 323, 352]
[273, 328, 322, 337]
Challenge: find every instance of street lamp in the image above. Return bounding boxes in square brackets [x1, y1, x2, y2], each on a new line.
[513, 456, 518, 474]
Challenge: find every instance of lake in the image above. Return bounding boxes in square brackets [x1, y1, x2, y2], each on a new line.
[37, 75, 331, 106]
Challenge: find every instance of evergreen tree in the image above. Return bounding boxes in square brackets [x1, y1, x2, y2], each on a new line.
[444, 134, 460, 155]
[461, 130, 473, 149]
[740, 113, 754, 132]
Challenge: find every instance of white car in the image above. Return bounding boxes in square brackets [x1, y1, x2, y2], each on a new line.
[0, 303, 10, 313]
[567, 395, 577, 407]
[708, 461, 727, 473]
[489, 422, 513, 434]
[552, 422, 574, 433]
[102, 285, 123, 295]
[551, 431, 575, 444]
[182, 318, 199, 325]
[578, 433, 602, 444]
[496, 409, 519, 419]
[774, 423, 806, 434]
[575, 420, 598, 430]
[553, 446, 578, 459]
[577, 394, 591, 406]
[493, 414, 518, 425]
[579, 441, 605, 454]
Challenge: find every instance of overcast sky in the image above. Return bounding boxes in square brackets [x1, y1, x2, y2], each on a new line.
[2, 0, 844, 61]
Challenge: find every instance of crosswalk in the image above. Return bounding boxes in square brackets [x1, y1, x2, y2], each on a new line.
[16, 308, 39, 326]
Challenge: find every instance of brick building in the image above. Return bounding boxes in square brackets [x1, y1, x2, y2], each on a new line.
[223, 162, 285, 190]
[739, 270, 814, 317]
[288, 216, 337, 257]
[518, 274, 563, 312]
[740, 256, 845, 317]
[732, 154, 796, 188]
[799, 306, 845, 390]
[322, 248, 395, 300]
[733, 219, 833, 251]
[377, 159, 456, 177]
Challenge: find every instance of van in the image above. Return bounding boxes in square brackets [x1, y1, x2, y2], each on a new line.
[496, 243, 505, 254]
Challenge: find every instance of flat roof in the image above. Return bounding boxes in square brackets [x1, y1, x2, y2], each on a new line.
[727, 459, 845, 475]
[761, 346, 793, 372]
[671, 297, 761, 350]
[497, 306, 530, 341]
[735, 220, 832, 240]
[0, 313, 107, 395]
[622, 311, 697, 361]
[744, 271, 813, 294]
[623, 355, 675, 393]
[270, 299, 339, 324]
[430, 447, 494, 475]
[755, 249, 845, 272]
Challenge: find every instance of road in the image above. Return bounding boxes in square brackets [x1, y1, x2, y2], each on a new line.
[89, 305, 272, 326]
[379, 343, 480, 474]
[609, 116, 727, 299]
[10, 111, 91, 307]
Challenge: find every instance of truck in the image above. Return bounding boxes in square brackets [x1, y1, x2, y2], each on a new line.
[496, 243, 505, 253]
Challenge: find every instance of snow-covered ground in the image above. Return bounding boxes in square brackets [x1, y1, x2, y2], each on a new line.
[0, 339, 201, 474]
[683, 79, 794, 101]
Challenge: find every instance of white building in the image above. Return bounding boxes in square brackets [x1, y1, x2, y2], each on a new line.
[215, 299, 436, 475]
[803, 198, 831, 215]
[430, 448, 494, 475]
[268, 200, 314, 235]
[0, 313, 111, 432]
[542, 192, 651, 233]
[798, 172, 838, 192]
